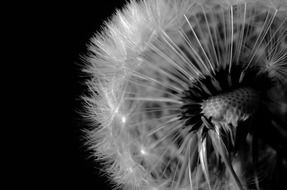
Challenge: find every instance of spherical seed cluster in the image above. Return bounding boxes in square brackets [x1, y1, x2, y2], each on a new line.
[83, 0, 287, 190]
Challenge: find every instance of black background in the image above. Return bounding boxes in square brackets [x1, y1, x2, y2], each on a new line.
[22, 1, 128, 189]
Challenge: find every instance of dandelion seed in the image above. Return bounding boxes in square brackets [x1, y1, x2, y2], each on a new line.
[83, 0, 287, 189]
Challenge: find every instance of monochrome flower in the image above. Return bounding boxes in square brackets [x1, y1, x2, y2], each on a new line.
[83, 0, 287, 189]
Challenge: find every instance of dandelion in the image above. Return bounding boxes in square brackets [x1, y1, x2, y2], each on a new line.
[83, 0, 287, 189]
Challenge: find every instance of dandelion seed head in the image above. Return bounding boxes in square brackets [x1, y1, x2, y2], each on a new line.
[83, 0, 287, 189]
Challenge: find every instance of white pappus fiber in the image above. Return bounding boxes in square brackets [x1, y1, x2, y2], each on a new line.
[83, 0, 287, 189]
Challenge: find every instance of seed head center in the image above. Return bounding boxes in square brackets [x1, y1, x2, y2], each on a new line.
[201, 88, 259, 126]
